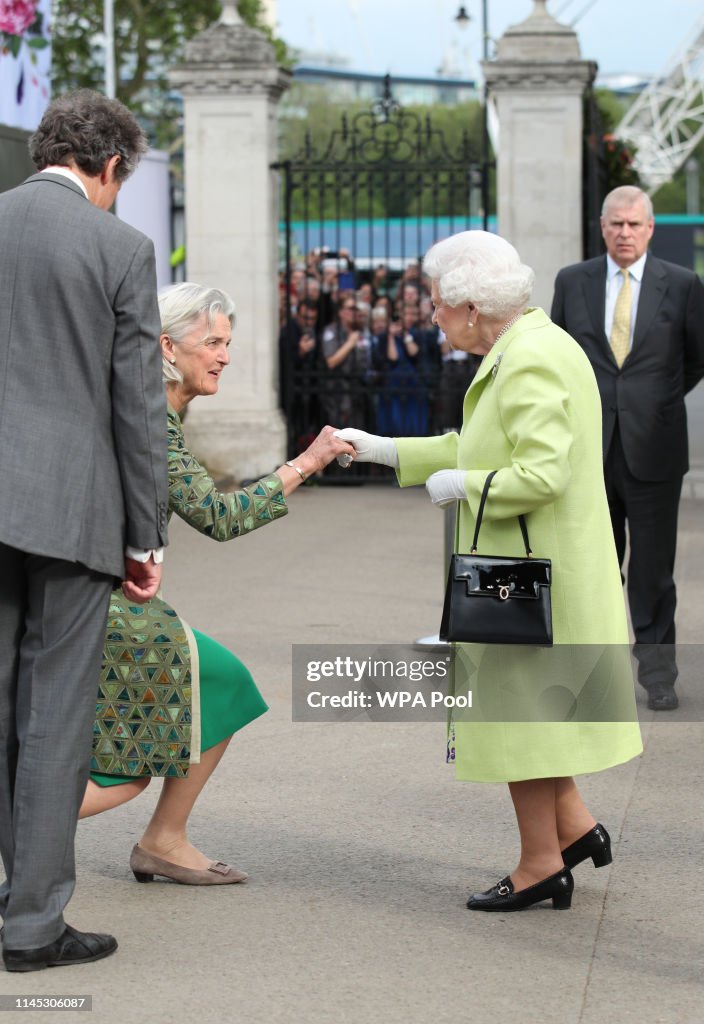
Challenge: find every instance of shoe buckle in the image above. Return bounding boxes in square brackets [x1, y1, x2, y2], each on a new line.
[497, 882, 511, 896]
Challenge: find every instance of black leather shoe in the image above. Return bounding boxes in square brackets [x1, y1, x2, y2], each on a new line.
[3, 925, 117, 972]
[466, 867, 573, 911]
[561, 822, 612, 869]
[647, 685, 679, 711]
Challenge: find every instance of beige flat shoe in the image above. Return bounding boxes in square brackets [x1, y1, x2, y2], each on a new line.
[129, 844, 248, 885]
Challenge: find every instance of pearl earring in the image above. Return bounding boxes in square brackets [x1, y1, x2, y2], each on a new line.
[169, 358, 176, 365]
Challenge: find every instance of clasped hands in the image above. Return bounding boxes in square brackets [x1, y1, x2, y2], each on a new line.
[333, 428, 467, 506]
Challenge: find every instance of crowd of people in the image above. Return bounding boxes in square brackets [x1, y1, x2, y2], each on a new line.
[278, 249, 480, 453]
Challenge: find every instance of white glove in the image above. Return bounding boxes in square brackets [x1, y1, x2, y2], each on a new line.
[425, 469, 468, 507]
[333, 428, 399, 468]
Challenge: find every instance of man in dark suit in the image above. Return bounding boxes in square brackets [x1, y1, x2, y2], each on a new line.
[0, 91, 168, 970]
[551, 186, 704, 711]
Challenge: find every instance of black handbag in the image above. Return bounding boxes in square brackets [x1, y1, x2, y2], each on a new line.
[439, 470, 553, 646]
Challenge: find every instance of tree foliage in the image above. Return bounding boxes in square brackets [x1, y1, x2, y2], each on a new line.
[651, 135, 704, 213]
[587, 88, 641, 197]
[51, 1, 288, 147]
[593, 86, 704, 213]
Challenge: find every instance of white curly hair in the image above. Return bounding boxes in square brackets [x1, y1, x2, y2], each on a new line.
[423, 230, 534, 320]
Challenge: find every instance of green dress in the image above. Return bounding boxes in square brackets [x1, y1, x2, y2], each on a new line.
[90, 406, 288, 786]
[395, 309, 643, 783]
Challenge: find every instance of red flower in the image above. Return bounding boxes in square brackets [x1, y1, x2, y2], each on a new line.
[0, 0, 38, 37]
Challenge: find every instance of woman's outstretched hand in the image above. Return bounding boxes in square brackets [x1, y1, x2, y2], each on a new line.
[333, 428, 399, 468]
[278, 426, 355, 496]
[302, 425, 356, 473]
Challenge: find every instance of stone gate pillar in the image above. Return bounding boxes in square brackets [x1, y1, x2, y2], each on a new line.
[483, 0, 596, 309]
[169, 1, 290, 480]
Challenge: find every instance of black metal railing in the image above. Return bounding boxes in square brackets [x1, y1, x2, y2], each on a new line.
[274, 76, 493, 475]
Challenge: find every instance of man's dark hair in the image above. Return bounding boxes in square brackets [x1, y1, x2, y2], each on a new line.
[298, 298, 319, 316]
[29, 90, 147, 182]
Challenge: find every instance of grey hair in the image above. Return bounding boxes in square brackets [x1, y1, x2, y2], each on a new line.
[158, 282, 236, 384]
[29, 89, 147, 182]
[601, 186, 653, 220]
[423, 230, 534, 320]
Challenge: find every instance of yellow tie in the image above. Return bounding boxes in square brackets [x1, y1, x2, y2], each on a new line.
[610, 268, 631, 367]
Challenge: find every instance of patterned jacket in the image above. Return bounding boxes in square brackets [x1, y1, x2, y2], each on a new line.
[92, 407, 287, 778]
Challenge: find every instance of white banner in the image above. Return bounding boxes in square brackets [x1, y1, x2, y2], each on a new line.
[115, 150, 173, 290]
[0, 0, 51, 130]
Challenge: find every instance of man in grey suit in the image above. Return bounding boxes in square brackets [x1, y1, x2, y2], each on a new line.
[551, 185, 704, 712]
[0, 91, 168, 970]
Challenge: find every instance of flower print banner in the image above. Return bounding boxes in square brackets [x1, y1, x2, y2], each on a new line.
[0, 0, 51, 131]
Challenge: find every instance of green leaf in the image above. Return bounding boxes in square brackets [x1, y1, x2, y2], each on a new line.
[50, 0, 290, 148]
[27, 37, 50, 50]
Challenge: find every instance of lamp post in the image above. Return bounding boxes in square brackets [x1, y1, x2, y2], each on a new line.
[104, 0, 116, 98]
[455, 2, 490, 229]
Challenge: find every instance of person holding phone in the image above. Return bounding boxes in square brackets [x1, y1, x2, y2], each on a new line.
[321, 299, 372, 430]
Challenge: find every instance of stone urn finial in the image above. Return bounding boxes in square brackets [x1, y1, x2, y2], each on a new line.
[169, 0, 290, 97]
[495, 0, 582, 61]
[219, 0, 243, 26]
[170, 0, 283, 78]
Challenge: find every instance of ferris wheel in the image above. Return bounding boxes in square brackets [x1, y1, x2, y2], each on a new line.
[615, 13, 704, 192]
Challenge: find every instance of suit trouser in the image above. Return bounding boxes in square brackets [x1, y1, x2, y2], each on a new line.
[0, 543, 113, 949]
[603, 428, 681, 690]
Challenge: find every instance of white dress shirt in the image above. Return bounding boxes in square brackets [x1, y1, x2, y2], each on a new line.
[604, 252, 647, 354]
[40, 165, 89, 198]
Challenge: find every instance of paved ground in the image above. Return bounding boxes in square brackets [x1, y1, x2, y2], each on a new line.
[1, 478, 702, 1024]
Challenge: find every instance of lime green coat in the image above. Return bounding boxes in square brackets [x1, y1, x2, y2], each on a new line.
[396, 308, 643, 782]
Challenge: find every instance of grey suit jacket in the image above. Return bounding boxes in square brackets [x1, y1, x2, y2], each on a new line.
[551, 252, 704, 482]
[0, 173, 168, 576]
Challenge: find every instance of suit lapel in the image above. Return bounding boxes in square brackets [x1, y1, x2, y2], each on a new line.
[582, 257, 608, 348]
[631, 254, 667, 354]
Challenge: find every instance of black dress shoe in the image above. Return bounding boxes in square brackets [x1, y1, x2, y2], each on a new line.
[647, 685, 679, 711]
[561, 822, 612, 869]
[3, 925, 117, 972]
[466, 867, 573, 911]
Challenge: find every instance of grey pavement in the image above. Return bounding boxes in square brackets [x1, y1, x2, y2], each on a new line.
[1, 478, 702, 1024]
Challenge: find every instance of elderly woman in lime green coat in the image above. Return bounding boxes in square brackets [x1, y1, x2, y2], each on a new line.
[337, 230, 642, 913]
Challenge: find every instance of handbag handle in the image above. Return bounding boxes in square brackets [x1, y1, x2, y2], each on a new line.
[470, 470, 532, 556]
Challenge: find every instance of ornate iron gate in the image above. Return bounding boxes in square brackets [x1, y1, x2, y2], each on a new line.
[274, 76, 491, 476]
